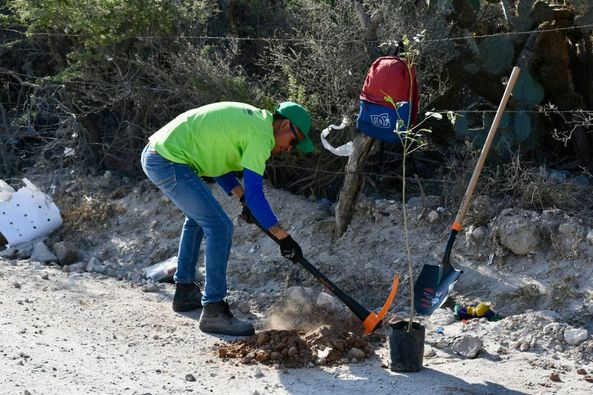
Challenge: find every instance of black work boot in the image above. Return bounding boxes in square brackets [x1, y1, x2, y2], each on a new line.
[172, 282, 203, 312]
[199, 300, 255, 336]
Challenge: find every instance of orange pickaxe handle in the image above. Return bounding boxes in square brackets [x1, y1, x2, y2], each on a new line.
[363, 273, 400, 334]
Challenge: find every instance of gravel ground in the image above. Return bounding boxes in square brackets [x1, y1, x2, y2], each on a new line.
[2, 259, 592, 395]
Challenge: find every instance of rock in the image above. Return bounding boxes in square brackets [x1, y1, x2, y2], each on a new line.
[316, 292, 343, 314]
[549, 372, 561, 382]
[496, 346, 507, 354]
[373, 199, 400, 218]
[451, 335, 482, 359]
[253, 367, 264, 378]
[427, 210, 439, 223]
[238, 302, 251, 314]
[15, 244, 34, 259]
[0, 247, 17, 258]
[68, 262, 87, 273]
[255, 333, 270, 347]
[428, 308, 456, 326]
[407, 195, 442, 209]
[520, 342, 530, 352]
[577, 368, 587, 375]
[255, 350, 269, 362]
[557, 222, 582, 251]
[495, 209, 540, 255]
[347, 347, 365, 359]
[543, 322, 562, 335]
[424, 347, 436, 358]
[52, 241, 79, 265]
[185, 373, 196, 382]
[564, 328, 588, 345]
[86, 257, 106, 273]
[30, 242, 57, 263]
[99, 170, 113, 188]
[141, 283, 160, 293]
[584, 375, 593, 383]
[471, 226, 487, 241]
[436, 337, 450, 349]
[241, 355, 253, 364]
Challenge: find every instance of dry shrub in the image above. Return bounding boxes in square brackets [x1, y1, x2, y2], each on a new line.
[517, 180, 589, 213]
[443, 148, 593, 226]
[55, 195, 114, 235]
[550, 275, 580, 310]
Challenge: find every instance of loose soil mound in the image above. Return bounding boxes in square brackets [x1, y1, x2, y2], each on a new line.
[218, 325, 371, 368]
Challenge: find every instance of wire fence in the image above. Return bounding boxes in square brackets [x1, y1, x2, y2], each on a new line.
[3, 21, 593, 116]
[2, 19, 593, 182]
[2, 22, 593, 42]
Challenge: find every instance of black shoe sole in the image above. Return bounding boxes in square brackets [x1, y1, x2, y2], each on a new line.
[199, 327, 255, 336]
[172, 303, 203, 312]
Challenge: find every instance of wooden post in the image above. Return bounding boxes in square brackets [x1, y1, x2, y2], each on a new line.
[335, 133, 375, 236]
[334, 1, 381, 237]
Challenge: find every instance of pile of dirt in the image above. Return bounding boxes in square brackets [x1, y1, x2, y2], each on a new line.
[218, 325, 371, 368]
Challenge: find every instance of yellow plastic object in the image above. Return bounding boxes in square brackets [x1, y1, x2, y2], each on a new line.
[476, 303, 490, 317]
[363, 273, 400, 334]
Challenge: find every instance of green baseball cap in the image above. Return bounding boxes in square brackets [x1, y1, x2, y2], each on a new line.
[275, 101, 314, 153]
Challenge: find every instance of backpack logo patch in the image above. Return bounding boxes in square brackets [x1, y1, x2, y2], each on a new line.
[370, 113, 391, 129]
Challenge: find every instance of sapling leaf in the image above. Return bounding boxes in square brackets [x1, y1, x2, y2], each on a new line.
[425, 111, 443, 120]
[447, 111, 457, 125]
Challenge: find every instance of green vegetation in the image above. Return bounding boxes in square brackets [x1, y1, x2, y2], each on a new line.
[1, 0, 592, 203]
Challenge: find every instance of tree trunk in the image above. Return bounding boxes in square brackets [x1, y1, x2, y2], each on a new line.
[335, 133, 375, 236]
[334, 1, 381, 237]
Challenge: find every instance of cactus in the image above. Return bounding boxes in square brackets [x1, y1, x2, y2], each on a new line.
[450, 0, 579, 162]
[516, 0, 536, 17]
[463, 62, 480, 74]
[513, 112, 533, 143]
[478, 35, 514, 75]
[453, 109, 536, 161]
[513, 70, 545, 106]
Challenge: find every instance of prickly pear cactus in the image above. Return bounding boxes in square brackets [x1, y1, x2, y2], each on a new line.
[452, 2, 547, 159]
[479, 36, 515, 75]
[516, 0, 536, 17]
[513, 70, 545, 106]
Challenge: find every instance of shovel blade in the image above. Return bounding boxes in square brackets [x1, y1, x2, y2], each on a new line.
[414, 264, 462, 315]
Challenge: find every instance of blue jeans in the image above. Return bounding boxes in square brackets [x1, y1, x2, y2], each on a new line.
[140, 144, 233, 305]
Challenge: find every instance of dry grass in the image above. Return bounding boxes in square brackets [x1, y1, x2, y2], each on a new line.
[443, 149, 593, 226]
[55, 195, 114, 235]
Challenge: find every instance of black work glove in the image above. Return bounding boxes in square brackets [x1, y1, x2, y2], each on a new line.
[278, 235, 302, 262]
[238, 195, 256, 224]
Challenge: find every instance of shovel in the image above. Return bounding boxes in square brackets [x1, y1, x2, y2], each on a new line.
[250, 219, 400, 334]
[414, 66, 521, 316]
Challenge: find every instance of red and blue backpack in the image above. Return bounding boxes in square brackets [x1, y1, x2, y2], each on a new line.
[356, 56, 419, 143]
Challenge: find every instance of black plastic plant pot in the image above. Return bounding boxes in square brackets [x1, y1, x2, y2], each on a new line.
[389, 321, 425, 372]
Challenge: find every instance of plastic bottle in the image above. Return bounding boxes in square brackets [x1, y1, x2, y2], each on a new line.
[143, 256, 177, 282]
